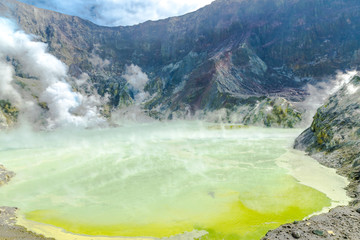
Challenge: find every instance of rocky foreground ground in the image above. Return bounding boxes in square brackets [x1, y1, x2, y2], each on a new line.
[262, 206, 360, 240]
[0, 206, 53, 240]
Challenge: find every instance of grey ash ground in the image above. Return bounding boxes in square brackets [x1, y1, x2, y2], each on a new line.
[262, 206, 360, 240]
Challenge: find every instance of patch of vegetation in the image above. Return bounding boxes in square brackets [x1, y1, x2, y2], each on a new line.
[0, 100, 19, 125]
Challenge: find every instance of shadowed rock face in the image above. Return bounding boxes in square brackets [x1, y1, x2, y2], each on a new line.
[1, 0, 360, 118]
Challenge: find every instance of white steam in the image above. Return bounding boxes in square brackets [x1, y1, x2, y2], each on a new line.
[298, 70, 358, 124]
[346, 83, 359, 95]
[111, 64, 152, 124]
[0, 61, 22, 105]
[75, 73, 90, 87]
[122, 64, 150, 104]
[89, 53, 110, 69]
[0, 17, 106, 129]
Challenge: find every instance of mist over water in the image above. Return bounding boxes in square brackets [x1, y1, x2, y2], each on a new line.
[0, 122, 338, 239]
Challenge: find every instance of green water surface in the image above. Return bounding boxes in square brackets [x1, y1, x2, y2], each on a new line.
[0, 122, 330, 239]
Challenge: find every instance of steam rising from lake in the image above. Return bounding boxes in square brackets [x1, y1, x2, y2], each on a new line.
[0, 122, 348, 240]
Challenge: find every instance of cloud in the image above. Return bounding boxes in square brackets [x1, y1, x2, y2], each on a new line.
[17, 0, 215, 26]
[0, 17, 106, 129]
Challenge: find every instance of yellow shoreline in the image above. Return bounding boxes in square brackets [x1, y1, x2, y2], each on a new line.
[276, 149, 351, 217]
[17, 215, 208, 240]
[17, 215, 151, 240]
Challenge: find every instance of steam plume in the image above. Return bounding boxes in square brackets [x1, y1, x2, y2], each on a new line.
[299, 70, 357, 125]
[123, 64, 150, 104]
[0, 17, 106, 129]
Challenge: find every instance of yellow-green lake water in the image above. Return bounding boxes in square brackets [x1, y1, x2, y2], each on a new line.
[0, 122, 342, 239]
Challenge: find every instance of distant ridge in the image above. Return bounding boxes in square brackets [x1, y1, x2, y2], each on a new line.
[1, 0, 360, 118]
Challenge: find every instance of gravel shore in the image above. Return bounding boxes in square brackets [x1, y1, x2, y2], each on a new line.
[262, 206, 360, 240]
[0, 165, 53, 240]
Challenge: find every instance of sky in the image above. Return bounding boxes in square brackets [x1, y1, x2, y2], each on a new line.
[17, 0, 215, 26]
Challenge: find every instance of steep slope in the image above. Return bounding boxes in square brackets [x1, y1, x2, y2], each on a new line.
[1, 0, 360, 120]
[295, 75, 360, 203]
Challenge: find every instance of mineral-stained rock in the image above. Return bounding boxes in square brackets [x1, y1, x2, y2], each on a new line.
[312, 230, 324, 236]
[291, 231, 301, 239]
[0, 165, 15, 186]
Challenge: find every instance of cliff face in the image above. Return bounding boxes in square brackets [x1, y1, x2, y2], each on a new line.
[295, 76, 360, 202]
[1, 0, 360, 123]
[295, 76, 360, 167]
[196, 97, 302, 128]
